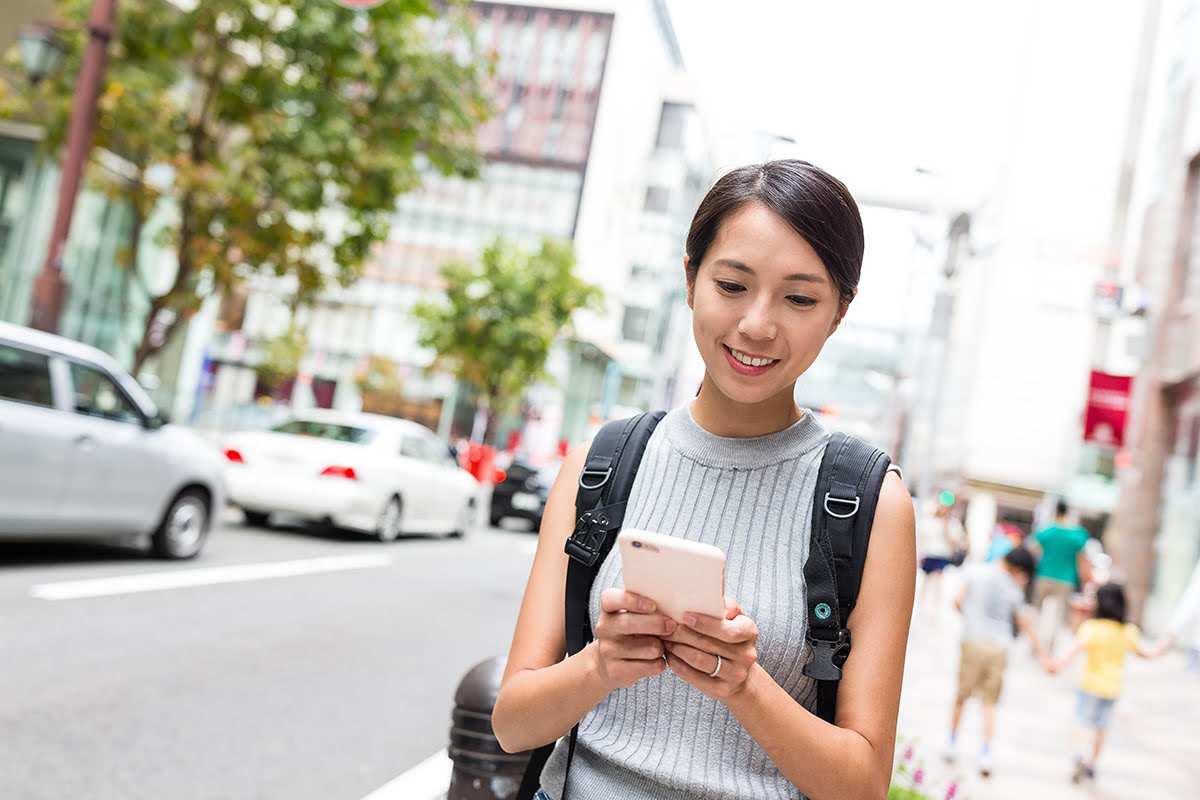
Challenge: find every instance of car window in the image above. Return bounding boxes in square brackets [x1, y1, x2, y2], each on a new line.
[400, 432, 451, 463]
[0, 342, 54, 408]
[68, 361, 143, 423]
[270, 419, 376, 444]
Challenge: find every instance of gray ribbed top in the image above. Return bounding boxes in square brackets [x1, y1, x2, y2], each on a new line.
[540, 405, 830, 800]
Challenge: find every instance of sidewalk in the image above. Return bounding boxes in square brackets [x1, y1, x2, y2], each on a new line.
[425, 600, 1200, 800]
[898, 600, 1200, 799]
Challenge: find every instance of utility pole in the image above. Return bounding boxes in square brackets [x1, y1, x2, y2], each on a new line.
[28, 0, 117, 334]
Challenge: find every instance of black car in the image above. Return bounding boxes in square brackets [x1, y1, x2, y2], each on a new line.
[490, 460, 560, 529]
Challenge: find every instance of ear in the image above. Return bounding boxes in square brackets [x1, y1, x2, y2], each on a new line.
[684, 255, 695, 309]
[827, 290, 857, 336]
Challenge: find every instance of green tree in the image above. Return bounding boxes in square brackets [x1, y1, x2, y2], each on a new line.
[0, 0, 493, 373]
[255, 323, 307, 398]
[413, 237, 603, 444]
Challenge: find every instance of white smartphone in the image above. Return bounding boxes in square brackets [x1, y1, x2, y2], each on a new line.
[617, 528, 726, 622]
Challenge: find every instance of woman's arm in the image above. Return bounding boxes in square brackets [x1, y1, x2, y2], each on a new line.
[1047, 641, 1082, 673]
[492, 443, 677, 753]
[663, 471, 916, 800]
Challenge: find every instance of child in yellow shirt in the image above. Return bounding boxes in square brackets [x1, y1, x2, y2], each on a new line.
[1047, 582, 1162, 783]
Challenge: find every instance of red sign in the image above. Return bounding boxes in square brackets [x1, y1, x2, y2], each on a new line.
[1083, 370, 1133, 448]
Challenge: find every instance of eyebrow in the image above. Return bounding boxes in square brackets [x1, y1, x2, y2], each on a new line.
[714, 259, 828, 285]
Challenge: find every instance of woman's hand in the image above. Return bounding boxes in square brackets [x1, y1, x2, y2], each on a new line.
[593, 588, 678, 690]
[662, 597, 759, 699]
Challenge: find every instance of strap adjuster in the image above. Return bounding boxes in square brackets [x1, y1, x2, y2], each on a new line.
[578, 468, 612, 491]
[564, 510, 610, 566]
[803, 629, 850, 681]
[823, 491, 859, 519]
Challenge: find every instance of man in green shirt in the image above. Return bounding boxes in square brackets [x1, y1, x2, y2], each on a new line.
[1030, 500, 1093, 650]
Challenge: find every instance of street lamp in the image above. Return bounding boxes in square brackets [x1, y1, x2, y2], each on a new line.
[22, 0, 118, 334]
[18, 23, 67, 85]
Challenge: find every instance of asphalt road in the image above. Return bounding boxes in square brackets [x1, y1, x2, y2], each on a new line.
[0, 511, 539, 800]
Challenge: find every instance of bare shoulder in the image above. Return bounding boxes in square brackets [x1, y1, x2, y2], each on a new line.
[875, 471, 915, 536]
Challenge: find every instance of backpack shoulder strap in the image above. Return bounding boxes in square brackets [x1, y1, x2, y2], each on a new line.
[517, 409, 666, 800]
[563, 409, 666, 655]
[803, 431, 892, 724]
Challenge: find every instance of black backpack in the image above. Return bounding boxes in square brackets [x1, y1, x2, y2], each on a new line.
[517, 411, 893, 800]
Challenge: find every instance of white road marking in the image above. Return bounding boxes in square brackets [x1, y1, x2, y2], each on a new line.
[29, 553, 393, 600]
[360, 748, 452, 800]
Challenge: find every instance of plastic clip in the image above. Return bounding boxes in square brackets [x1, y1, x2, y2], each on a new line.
[564, 510, 610, 566]
[803, 630, 850, 681]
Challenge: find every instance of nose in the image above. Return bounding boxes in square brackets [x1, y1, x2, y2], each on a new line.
[737, 295, 777, 340]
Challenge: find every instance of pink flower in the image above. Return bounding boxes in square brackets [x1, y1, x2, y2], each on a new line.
[913, 768, 925, 786]
[945, 782, 958, 800]
[903, 745, 914, 762]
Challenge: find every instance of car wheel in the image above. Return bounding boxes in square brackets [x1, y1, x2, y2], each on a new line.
[375, 496, 403, 543]
[242, 510, 271, 528]
[451, 498, 475, 538]
[151, 489, 209, 559]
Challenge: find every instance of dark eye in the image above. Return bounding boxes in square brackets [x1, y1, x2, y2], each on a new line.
[788, 296, 817, 307]
[715, 281, 745, 294]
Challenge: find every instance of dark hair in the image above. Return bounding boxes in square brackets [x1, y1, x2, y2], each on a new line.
[1003, 546, 1036, 580]
[685, 160, 864, 308]
[1055, 499, 1069, 517]
[1094, 583, 1127, 623]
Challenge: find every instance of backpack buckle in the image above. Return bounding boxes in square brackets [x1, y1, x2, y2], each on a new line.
[803, 629, 850, 681]
[564, 510, 610, 566]
[823, 491, 859, 519]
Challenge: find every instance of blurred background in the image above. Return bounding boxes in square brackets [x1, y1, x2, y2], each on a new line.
[1, 1, 1198, 798]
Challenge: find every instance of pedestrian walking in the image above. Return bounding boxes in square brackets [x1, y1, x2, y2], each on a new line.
[916, 499, 967, 618]
[491, 159, 917, 800]
[1028, 500, 1092, 650]
[1045, 582, 1165, 783]
[944, 546, 1049, 778]
[984, 516, 1024, 563]
[1155, 554, 1200, 673]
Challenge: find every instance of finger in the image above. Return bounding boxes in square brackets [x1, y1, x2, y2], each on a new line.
[663, 648, 713, 682]
[682, 611, 757, 643]
[600, 588, 657, 614]
[599, 610, 676, 637]
[662, 640, 718, 674]
[603, 634, 667, 662]
[724, 596, 742, 620]
[610, 655, 668, 686]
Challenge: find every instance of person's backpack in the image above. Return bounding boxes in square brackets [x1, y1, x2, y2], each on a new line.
[516, 411, 893, 800]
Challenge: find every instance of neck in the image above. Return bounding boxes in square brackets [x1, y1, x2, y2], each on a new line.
[689, 376, 803, 438]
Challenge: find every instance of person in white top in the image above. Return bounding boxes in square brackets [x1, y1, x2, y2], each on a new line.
[916, 499, 967, 616]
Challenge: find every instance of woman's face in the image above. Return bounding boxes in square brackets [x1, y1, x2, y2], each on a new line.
[687, 202, 846, 427]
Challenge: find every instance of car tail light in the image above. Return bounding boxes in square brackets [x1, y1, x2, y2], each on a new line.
[320, 465, 357, 480]
[224, 448, 245, 463]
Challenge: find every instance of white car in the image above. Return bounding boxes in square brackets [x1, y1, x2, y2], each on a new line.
[0, 321, 225, 558]
[222, 410, 480, 541]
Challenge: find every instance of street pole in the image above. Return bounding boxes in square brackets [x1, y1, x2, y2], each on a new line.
[28, 0, 117, 334]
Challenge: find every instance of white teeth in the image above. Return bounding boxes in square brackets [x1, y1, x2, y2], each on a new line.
[730, 348, 774, 367]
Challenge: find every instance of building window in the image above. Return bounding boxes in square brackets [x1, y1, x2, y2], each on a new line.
[644, 185, 669, 213]
[621, 306, 651, 343]
[655, 102, 690, 150]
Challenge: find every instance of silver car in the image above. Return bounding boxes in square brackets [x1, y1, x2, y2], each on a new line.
[0, 321, 225, 558]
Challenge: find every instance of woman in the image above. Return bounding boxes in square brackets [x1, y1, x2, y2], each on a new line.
[492, 160, 916, 800]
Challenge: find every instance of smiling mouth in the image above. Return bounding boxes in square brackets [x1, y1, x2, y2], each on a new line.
[726, 346, 778, 368]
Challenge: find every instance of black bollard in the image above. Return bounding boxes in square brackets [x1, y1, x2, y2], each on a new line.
[448, 655, 533, 800]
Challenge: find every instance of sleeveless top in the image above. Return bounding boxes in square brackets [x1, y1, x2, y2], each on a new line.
[540, 405, 830, 800]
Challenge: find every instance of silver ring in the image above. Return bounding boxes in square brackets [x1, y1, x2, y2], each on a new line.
[708, 654, 722, 678]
